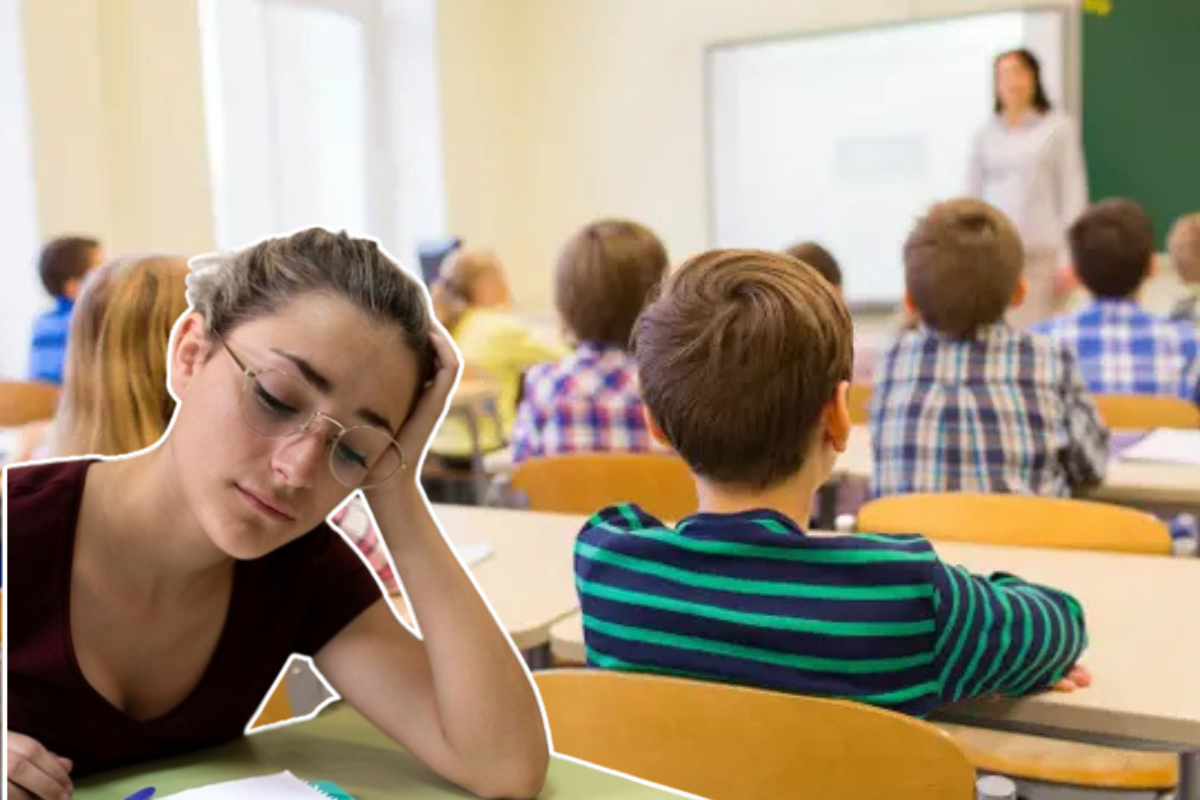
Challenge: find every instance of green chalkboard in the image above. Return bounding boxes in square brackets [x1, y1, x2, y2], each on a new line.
[1082, 1, 1200, 247]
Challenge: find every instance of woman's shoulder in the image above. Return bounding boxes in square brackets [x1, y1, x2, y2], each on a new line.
[5, 457, 91, 503]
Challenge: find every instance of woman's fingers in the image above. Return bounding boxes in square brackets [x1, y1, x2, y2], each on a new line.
[7, 732, 73, 800]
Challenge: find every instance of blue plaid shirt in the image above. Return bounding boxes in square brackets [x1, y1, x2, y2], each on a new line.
[511, 342, 660, 463]
[28, 297, 74, 385]
[1035, 299, 1200, 406]
[870, 323, 1109, 498]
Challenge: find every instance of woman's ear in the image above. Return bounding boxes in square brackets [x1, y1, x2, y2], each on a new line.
[168, 313, 211, 400]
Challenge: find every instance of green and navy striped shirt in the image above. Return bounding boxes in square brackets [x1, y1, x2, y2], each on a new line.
[575, 504, 1087, 717]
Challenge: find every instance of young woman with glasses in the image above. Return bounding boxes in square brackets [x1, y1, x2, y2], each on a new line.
[5, 229, 550, 800]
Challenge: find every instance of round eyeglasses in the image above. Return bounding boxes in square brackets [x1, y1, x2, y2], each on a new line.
[221, 340, 407, 489]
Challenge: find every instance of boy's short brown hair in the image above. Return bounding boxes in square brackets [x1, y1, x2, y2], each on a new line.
[635, 249, 853, 489]
[785, 241, 842, 289]
[904, 199, 1023, 337]
[39, 236, 101, 297]
[555, 220, 669, 349]
[1168, 212, 1200, 285]
[1068, 198, 1155, 298]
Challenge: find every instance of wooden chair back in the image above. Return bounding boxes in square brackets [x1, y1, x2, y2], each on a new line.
[857, 493, 1171, 555]
[534, 669, 976, 800]
[511, 453, 697, 520]
[1093, 393, 1200, 429]
[0, 381, 59, 427]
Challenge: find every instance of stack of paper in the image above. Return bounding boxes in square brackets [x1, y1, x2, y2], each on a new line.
[1118, 428, 1200, 467]
[159, 771, 347, 799]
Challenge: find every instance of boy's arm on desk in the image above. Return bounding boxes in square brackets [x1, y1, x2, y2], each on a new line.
[931, 560, 1087, 705]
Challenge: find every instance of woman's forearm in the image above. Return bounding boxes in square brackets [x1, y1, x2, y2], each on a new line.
[368, 483, 549, 796]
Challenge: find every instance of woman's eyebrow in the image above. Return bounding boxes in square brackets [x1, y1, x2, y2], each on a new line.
[272, 348, 331, 393]
[271, 348, 396, 431]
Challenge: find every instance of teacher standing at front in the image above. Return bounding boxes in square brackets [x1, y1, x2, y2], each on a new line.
[967, 48, 1088, 328]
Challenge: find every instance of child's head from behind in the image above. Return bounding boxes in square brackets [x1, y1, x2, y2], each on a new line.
[39, 236, 103, 300]
[1069, 199, 1155, 299]
[57, 255, 191, 457]
[904, 199, 1024, 337]
[635, 249, 853, 490]
[556, 219, 669, 349]
[785, 241, 842, 294]
[430, 249, 510, 332]
[1167, 212, 1200, 286]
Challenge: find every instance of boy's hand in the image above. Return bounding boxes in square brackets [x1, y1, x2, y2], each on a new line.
[1051, 664, 1092, 692]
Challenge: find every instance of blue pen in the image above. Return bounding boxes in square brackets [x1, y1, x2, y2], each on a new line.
[123, 788, 156, 800]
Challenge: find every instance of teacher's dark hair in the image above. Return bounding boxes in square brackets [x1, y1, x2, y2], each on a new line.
[993, 48, 1052, 114]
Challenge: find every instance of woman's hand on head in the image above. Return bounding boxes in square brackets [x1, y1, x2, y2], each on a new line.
[390, 330, 461, 478]
[7, 731, 74, 800]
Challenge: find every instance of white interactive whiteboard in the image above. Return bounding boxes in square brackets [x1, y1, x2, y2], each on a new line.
[708, 10, 1074, 307]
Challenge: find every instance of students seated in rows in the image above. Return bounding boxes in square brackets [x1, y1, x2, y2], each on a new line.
[511, 220, 668, 462]
[1036, 199, 1200, 407]
[428, 249, 564, 463]
[870, 199, 1108, 497]
[29, 236, 104, 385]
[1168, 212, 1200, 330]
[575, 248, 1089, 717]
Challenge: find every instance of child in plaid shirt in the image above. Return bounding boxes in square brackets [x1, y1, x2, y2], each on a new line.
[511, 220, 669, 462]
[871, 199, 1108, 497]
[1036, 199, 1200, 406]
[1168, 212, 1200, 332]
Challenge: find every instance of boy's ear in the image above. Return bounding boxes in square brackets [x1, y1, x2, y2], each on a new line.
[902, 291, 918, 317]
[1009, 274, 1028, 309]
[169, 313, 212, 399]
[62, 277, 82, 301]
[824, 380, 852, 453]
[642, 406, 672, 449]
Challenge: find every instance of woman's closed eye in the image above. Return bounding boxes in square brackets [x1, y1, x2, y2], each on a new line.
[333, 440, 369, 469]
[253, 382, 300, 418]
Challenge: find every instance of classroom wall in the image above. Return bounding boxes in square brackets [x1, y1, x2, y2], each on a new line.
[437, 0, 1076, 312]
[20, 0, 215, 257]
[11, 0, 1081, 355]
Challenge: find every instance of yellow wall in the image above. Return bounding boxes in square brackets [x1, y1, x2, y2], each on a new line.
[21, 0, 215, 257]
[19, 0, 1074, 315]
[435, 0, 1074, 312]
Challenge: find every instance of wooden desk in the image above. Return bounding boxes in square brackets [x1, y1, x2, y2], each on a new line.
[394, 504, 581, 651]
[835, 427, 1200, 515]
[540, 513, 1200, 796]
[75, 703, 681, 799]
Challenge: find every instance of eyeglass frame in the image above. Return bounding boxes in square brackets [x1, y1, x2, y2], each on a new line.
[218, 338, 408, 488]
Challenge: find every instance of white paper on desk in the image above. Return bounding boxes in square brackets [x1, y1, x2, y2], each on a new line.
[158, 770, 330, 799]
[1118, 428, 1200, 467]
[454, 540, 494, 567]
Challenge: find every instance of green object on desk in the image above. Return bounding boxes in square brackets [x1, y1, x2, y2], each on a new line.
[309, 780, 359, 800]
[74, 702, 679, 799]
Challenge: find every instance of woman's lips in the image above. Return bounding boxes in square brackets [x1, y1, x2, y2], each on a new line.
[236, 485, 296, 522]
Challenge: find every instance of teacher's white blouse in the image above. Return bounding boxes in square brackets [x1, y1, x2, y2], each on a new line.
[967, 110, 1088, 253]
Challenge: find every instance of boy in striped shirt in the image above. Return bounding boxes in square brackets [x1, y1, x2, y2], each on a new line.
[575, 249, 1089, 717]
